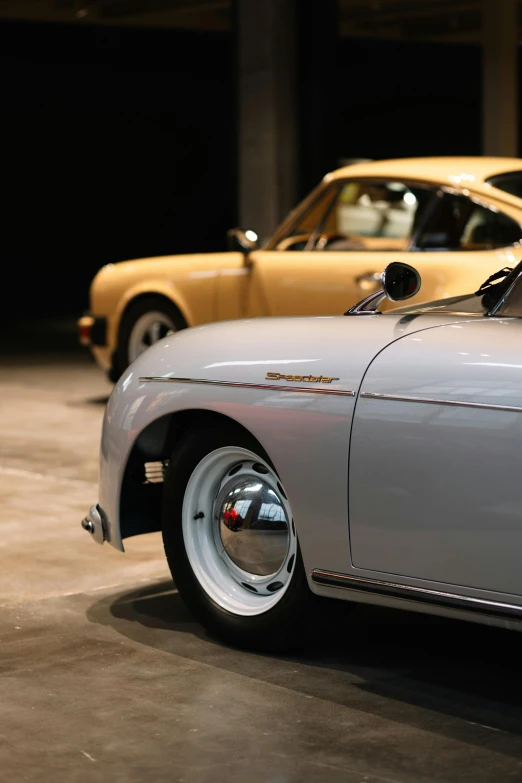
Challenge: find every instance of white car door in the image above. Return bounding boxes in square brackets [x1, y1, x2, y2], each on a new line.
[349, 316, 522, 596]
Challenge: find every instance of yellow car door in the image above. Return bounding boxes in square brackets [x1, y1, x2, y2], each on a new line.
[244, 247, 391, 316]
[243, 179, 437, 317]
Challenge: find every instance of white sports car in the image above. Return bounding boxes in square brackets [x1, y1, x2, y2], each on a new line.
[83, 260, 522, 650]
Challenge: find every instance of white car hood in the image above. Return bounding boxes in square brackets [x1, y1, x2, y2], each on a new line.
[124, 312, 478, 397]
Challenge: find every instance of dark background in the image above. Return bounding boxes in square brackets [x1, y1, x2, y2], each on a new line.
[1, 20, 482, 324]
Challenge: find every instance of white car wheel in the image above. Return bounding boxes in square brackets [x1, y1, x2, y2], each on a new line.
[162, 425, 315, 650]
[127, 310, 176, 363]
[182, 446, 297, 616]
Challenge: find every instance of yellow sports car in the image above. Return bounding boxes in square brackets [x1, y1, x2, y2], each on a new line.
[80, 157, 522, 380]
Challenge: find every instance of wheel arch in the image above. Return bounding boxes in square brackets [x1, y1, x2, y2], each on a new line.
[117, 291, 190, 335]
[119, 409, 266, 542]
[108, 290, 191, 381]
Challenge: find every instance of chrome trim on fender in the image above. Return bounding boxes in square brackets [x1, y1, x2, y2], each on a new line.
[360, 391, 522, 414]
[139, 376, 356, 396]
[311, 570, 522, 620]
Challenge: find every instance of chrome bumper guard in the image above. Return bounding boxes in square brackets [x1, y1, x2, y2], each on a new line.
[81, 504, 107, 545]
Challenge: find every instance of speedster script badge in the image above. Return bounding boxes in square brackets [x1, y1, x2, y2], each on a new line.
[266, 372, 340, 383]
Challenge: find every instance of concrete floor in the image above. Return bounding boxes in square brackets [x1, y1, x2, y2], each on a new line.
[3, 333, 522, 782]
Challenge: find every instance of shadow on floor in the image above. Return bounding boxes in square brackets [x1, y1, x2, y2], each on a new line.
[67, 395, 110, 407]
[87, 579, 522, 757]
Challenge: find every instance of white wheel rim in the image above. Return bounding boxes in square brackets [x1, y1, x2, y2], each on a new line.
[128, 311, 176, 362]
[182, 447, 297, 616]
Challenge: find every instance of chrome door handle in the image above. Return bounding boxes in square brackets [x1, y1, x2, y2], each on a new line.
[355, 271, 382, 288]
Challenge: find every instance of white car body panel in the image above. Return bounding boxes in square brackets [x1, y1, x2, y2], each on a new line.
[350, 316, 522, 599]
[99, 311, 468, 577]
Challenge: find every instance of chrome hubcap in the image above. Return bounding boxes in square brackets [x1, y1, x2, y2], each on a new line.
[215, 468, 290, 578]
[181, 447, 297, 615]
[128, 311, 175, 362]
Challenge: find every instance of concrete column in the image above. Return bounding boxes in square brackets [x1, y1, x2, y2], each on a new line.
[236, 0, 297, 240]
[482, 0, 518, 157]
[296, 0, 338, 198]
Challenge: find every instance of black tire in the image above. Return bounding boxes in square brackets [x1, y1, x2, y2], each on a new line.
[115, 296, 186, 379]
[161, 424, 317, 651]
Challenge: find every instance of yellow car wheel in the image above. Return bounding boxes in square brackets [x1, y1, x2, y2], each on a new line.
[116, 296, 187, 377]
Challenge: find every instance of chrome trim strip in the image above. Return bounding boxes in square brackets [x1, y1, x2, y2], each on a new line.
[139, 376, 356, 397]
[360, 391, 522, 413]
[311, 570, 522, 620]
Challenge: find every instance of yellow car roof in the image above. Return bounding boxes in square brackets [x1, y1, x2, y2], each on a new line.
[328, 156, 522, 197]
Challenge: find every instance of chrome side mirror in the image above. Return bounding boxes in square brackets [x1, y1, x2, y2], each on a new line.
[227, 228, 259, 253]
[346, 261, 421, 316]
[382, 262, 421, 302]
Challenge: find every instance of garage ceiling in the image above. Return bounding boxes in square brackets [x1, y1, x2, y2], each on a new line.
[0, 0, 231, 30]
[340, 0, 484, 42]
[0, 0, 517, 41]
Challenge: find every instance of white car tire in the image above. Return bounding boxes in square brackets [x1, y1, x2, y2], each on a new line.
[162, 423, 316, 651]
